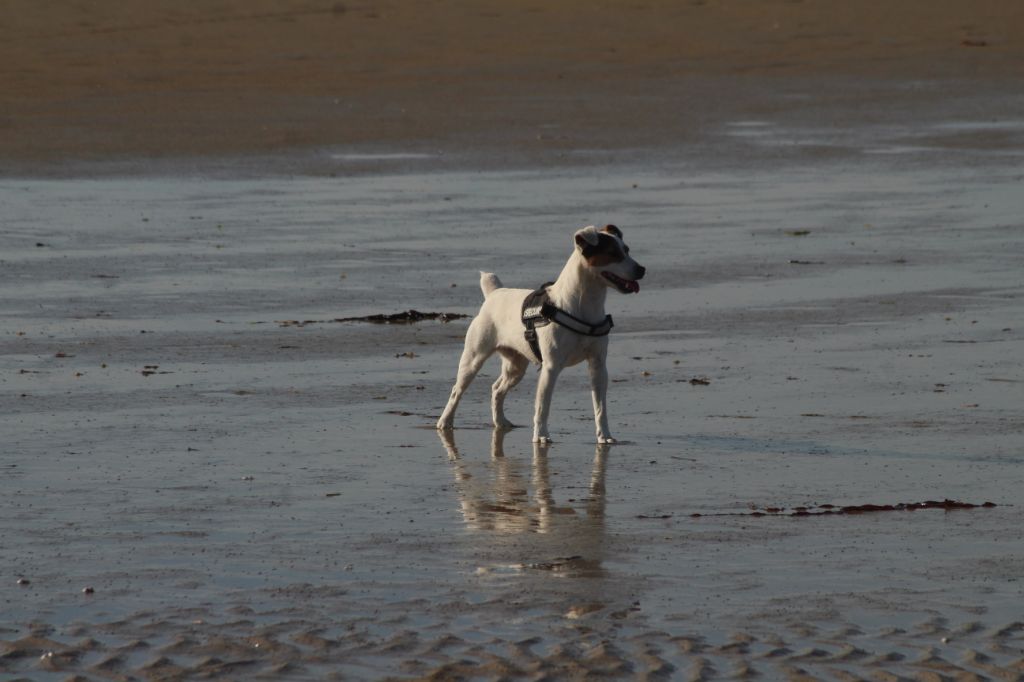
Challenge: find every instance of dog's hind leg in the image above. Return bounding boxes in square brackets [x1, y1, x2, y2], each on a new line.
[437, 325, 494, 430]
[491, 350, 529, 429]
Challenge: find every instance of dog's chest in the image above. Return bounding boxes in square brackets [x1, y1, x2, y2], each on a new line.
[544, 327, 607, 367]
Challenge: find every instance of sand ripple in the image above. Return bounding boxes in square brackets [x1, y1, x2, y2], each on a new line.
[3, 612, 1024, 680]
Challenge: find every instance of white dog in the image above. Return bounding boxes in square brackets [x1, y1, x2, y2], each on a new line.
[437, 225, 645, 443]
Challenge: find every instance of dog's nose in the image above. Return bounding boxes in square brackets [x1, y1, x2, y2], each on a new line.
[635, 265, 646, 280]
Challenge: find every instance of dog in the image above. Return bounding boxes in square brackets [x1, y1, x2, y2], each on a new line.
[436, 224, 645, 443]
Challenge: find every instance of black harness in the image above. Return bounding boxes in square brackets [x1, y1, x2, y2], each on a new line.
[521, 281, 614, 364]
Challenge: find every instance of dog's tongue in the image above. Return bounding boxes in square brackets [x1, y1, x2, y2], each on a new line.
[627, 280, 640, 294]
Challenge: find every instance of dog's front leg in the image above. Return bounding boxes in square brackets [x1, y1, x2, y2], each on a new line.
[532, 364, 562, 443]
[588, 356, 616, 444]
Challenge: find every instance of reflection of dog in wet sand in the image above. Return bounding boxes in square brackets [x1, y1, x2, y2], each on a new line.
[438, 428, 608, 578]
[437, 225, 645, 443]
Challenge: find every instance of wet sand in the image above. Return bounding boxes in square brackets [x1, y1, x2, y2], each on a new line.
[3, 157, 1023, 679]
[3, 1, 1024, 680]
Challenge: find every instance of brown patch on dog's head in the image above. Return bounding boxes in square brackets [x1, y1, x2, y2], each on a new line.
[574, 225, 601, 249]
[584, 240, 623, 266]
[574, 224, 644, 293]
[575, 226, 626, 266]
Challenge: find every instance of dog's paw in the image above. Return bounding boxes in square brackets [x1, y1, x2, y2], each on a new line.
[532, 434, 553, 444]
[597, 435, 617, 444]
[436, 419, 454, 431]
[494, 418, 517, 430]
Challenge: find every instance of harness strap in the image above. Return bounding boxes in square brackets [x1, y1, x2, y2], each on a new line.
[547, 306, 614, 337]
[521, 281, 614, 364]
[521, 282, 553, 364]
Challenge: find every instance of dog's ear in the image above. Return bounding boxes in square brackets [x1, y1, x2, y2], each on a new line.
[601, 224, 623, 238]
[574, 225, 600, 251]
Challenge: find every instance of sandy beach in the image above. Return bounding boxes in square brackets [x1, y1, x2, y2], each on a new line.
[3, 1, 1024, 680]
[3, 0, 1024, 175]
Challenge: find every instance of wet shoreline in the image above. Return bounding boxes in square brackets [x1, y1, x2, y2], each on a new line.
[3, 140, 1023, 676]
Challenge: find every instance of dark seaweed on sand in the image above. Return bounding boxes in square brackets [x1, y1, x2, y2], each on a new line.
[277, 310, 470, 328]
[685, 499, 997, 518]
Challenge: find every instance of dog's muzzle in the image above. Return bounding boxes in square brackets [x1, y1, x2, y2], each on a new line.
[601, 271, 641, 294]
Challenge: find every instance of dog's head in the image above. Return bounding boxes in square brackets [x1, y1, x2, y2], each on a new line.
[574, 224, 646, 294]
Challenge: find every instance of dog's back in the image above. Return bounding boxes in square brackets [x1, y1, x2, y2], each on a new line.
[473, 274, 533, 354]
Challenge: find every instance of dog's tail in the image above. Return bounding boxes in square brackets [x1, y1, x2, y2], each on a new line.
[479, 271, 502, 298]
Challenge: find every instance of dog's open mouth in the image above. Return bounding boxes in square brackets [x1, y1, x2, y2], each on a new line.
[601, 271, 640, 294]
